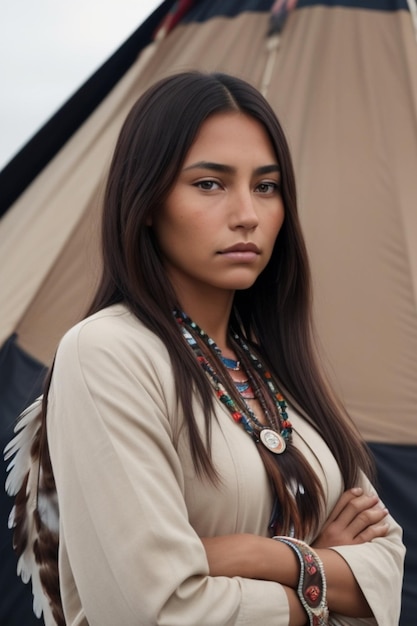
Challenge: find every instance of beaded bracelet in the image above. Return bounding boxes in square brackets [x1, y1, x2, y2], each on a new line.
[273, 536, 329, 625]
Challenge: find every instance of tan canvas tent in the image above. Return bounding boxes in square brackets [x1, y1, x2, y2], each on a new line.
[1, 1, 416, 623]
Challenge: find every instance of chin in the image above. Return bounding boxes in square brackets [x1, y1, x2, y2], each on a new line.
[223, 278, 258, 291]
[213, 269, 262, 292]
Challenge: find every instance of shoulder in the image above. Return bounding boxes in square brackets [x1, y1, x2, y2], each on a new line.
[55, 303, 171, 376]
[58, 303, 165, 353]
[49, 304, 180, 436]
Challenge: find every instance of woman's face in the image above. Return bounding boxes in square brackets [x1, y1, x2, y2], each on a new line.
[151, 112, 285, 305]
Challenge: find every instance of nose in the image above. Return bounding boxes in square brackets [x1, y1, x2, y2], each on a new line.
[229, 188, 259, 230]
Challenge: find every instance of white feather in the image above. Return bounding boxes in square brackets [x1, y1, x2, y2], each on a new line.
[4, 397, 43, 496]
[4, 396, 59, 625]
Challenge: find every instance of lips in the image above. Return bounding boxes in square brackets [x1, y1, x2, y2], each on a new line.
[220, 243, 260, 254]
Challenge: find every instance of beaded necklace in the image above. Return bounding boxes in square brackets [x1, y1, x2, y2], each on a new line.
[219, 355, 255, 399]
[220, 355, 240, 371]
[174, 310, 292, 454]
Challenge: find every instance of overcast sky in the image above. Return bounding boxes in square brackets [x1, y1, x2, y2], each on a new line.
[0, 0, 161, 170]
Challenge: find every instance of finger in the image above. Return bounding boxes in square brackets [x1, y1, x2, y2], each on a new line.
[313, 506, 389, 548]
[349, 505, 389, 539]
[331, 492, 381, 530]
[353, 520, 390, 544]
[325, 488, 364, 524]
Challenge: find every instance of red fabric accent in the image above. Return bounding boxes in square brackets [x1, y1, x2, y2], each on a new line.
[154, 0, 196, 40]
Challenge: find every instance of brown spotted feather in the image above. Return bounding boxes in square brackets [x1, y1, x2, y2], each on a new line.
[4, 398, 65, 625]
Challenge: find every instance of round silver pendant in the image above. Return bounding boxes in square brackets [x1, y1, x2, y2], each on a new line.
[259, 428, 286, 454]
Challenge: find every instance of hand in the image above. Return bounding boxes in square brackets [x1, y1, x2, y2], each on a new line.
[313, 487, 389, 549]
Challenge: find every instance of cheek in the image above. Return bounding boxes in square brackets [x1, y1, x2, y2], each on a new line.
[268, 206, 285, 240]
[154, 216, 202, 262]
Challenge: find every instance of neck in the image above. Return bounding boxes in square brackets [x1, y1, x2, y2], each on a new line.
[175, 288, 235, 353]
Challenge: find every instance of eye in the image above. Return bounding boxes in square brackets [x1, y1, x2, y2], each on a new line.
[194, 180, 222, 191]
[255, 181, 279, 194]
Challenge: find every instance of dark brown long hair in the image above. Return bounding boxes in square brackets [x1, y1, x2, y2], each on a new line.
[36, 72, 373, 584]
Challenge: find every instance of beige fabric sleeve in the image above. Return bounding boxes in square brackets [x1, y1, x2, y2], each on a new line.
[328, 473, 405, 626]
[47, 313, 289, 626]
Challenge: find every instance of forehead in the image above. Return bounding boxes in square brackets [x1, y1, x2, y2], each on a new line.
[183, 112, 278, 166]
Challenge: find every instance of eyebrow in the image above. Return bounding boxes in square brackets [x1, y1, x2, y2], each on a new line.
[182, 161, 280, 176]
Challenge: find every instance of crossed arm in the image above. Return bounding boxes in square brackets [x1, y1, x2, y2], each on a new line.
[201, 488, 390, 625]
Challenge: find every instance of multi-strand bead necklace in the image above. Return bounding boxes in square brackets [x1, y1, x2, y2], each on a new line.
[219, 354, 256, 399]
[174, 310, 292, 454]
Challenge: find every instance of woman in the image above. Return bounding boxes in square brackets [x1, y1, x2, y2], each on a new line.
[6, 71, 404, 625]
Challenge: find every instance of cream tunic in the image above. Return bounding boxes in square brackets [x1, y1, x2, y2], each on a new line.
[47, 304, 405, 626]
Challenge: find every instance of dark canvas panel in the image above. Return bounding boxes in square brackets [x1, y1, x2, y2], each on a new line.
[369, 443, 417, 626]
[297, 0, 409, 10]
[0, 333, 47, 431]
[182, 0, 411, 23]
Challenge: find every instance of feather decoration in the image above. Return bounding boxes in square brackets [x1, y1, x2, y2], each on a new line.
[4, 397, 63, 626]
[5, 398, 43, 495]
